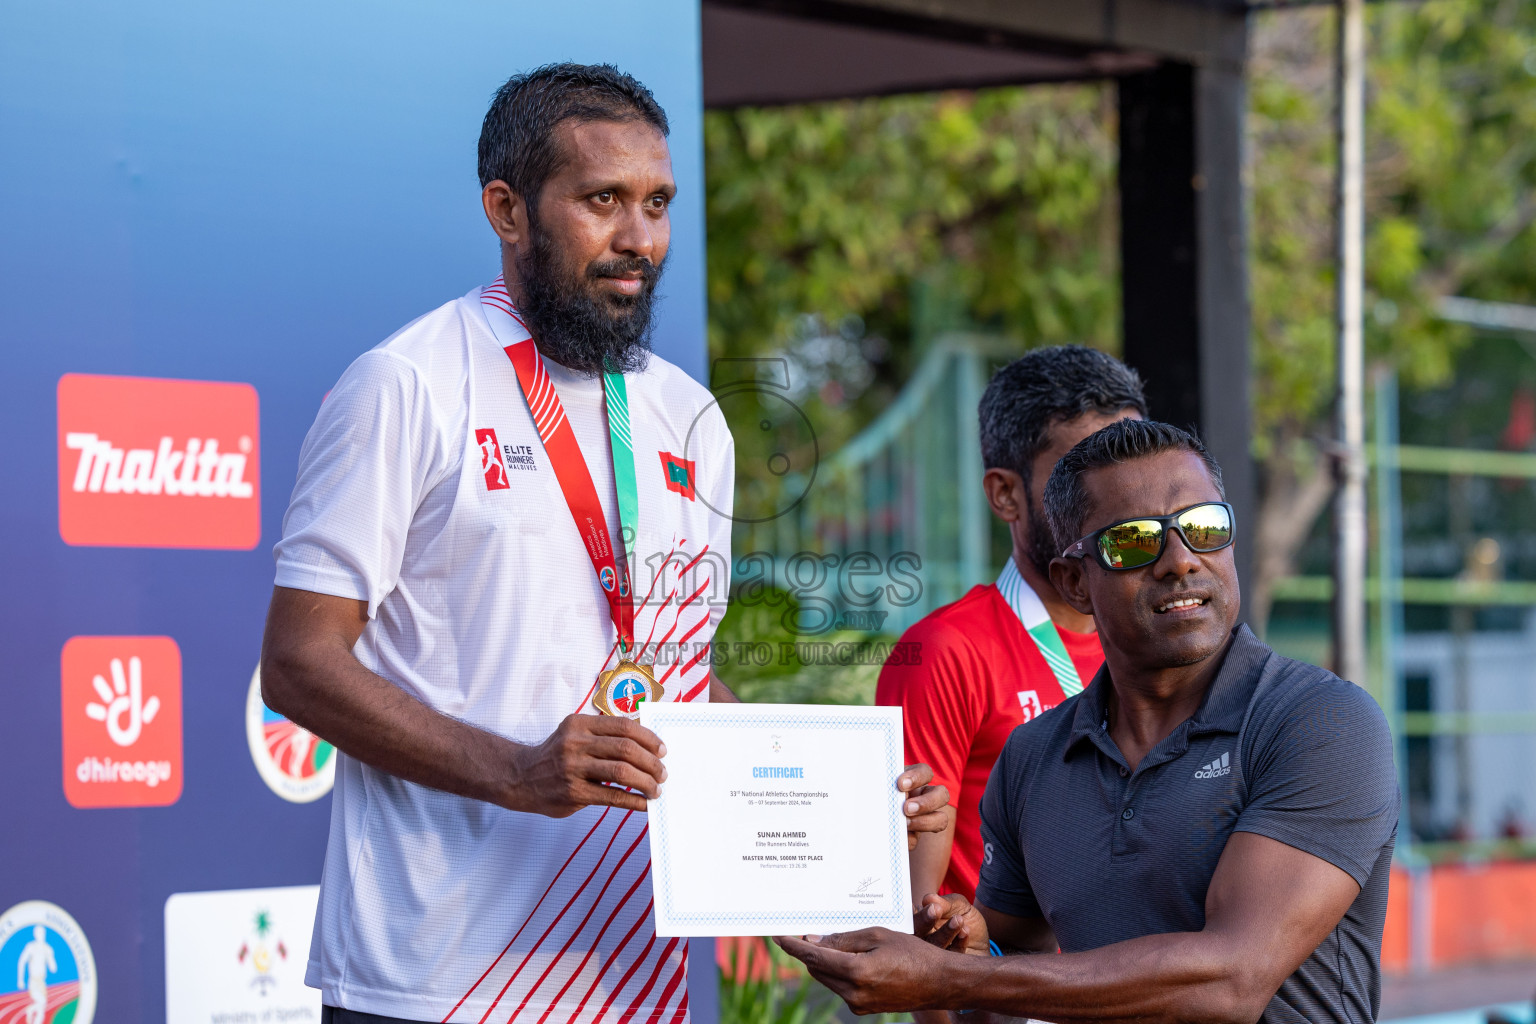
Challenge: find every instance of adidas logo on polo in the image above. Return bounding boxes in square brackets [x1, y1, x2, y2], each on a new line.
[1194, 751, 1231, 779]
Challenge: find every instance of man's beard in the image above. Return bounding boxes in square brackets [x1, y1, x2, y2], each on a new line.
[514, 223, 662, 377]
[1024, 490, 1058, 579]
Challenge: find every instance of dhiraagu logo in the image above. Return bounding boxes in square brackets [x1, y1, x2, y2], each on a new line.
[245, 667, 335, 803]
[0, 900, 97, 1024]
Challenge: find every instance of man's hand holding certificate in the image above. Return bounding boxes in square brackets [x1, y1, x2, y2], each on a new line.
[640, 703, 929, 937]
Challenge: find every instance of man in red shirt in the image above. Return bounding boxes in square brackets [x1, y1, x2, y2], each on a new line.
[877, 346, 1147, 904]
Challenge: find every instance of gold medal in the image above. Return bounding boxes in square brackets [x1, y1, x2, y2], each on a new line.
[593, 659, 664, 718]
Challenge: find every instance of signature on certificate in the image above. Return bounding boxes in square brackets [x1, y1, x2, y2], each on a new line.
[853, 876, 876, 894]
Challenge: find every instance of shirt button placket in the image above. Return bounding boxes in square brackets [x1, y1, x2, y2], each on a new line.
[1110, 762, 1134, 859]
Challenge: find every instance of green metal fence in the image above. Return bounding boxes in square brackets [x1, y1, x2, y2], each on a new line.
[731, 334, 1015, 638]
[1267, 367, 1536, 871]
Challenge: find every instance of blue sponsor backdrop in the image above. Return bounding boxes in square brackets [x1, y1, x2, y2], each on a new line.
[0, 2, 710, 1021]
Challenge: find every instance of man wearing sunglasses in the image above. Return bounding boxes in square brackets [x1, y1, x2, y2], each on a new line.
[781, 420, 1399, 1024]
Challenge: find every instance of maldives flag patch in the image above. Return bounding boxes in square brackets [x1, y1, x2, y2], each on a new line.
[658, 451, 696, 501]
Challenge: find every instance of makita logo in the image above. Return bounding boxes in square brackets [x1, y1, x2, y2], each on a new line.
[1194, 751, 1232, 779]
[57, 373, 261, 549]
[65, 434, 254, 498]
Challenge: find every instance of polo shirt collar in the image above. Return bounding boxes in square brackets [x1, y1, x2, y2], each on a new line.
[1065, 624, 1270, 760]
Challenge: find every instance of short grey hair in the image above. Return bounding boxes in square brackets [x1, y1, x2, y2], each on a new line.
[1043, 419, 1225, 555]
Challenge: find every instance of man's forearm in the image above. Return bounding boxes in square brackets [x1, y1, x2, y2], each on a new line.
[262, 634, 524, 809]
[949, 930, 1257, 1024]
[909, 812, 957, 906]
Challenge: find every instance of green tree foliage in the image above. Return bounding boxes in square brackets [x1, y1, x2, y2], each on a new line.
[1248, 0, 1536, 628]
[703, 0, 1536, 632]
[706, 87, 1117, 362]
[705, 84, 1117, 478]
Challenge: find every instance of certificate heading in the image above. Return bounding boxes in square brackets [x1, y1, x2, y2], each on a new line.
[752, 766, 805, 778]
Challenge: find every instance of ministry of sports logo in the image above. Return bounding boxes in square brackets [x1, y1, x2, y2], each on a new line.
[236, 908, 291, 995]
[0, 900, 97, 1024]
[1194, 751, 1232, 779]
[165, 886, 320, 1021]
[246, 667, 335, 803]
[57, 373, 260, 549]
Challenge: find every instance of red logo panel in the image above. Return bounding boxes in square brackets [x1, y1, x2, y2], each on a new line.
[61, 636, 184, 808]
[476, 427, 510, 491]
[57, 373, 260, 549]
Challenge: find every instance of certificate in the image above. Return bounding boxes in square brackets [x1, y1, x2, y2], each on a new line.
[639, 702, 912, 937]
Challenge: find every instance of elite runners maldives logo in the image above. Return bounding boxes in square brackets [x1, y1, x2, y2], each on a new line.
[475, 428, 511, 491]
[1016, 690, 1046, 722]
[0, 900, 98, 1024]
[57, 373, 260, 549]
[246, 667, 335, 803]
[61, 636, 183, 808]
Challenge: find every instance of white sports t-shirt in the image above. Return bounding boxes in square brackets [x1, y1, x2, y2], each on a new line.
[274, 281, 734, 1023]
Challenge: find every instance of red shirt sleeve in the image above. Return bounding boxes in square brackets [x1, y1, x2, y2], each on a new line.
[876, 617, 983, 805]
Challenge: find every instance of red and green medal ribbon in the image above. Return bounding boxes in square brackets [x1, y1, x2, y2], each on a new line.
[489, 308, 641, 658]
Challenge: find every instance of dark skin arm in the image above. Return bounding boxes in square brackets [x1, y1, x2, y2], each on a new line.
[780, 831, 1361, 1024]
[260, 586, 670, 815]
[260, 587, 951, 831]
[907, 807, 957, 903]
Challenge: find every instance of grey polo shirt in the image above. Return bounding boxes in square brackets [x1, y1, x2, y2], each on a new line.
[976, 625, 1398, 1024]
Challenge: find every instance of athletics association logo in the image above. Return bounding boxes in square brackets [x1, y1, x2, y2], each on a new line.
[61, 636, 183, 808]
[0, 900, 98, 1024]
[475, 427, 510, 491]
[246, 667, 335, 803]
[599, 565, 617, 592]
[658, 451, 696, 501]
[57, 373, 260, 549]
[593, 663, 665, 718]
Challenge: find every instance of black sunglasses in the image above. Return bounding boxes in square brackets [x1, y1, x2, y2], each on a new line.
[1062, 501, 1235, 571]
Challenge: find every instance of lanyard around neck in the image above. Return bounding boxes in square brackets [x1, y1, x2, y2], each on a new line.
[482, 283, 640, 655]
[996, 557, 1084, 697]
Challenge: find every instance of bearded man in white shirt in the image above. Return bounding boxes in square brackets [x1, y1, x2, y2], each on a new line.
[260, 63, 948, 1024]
